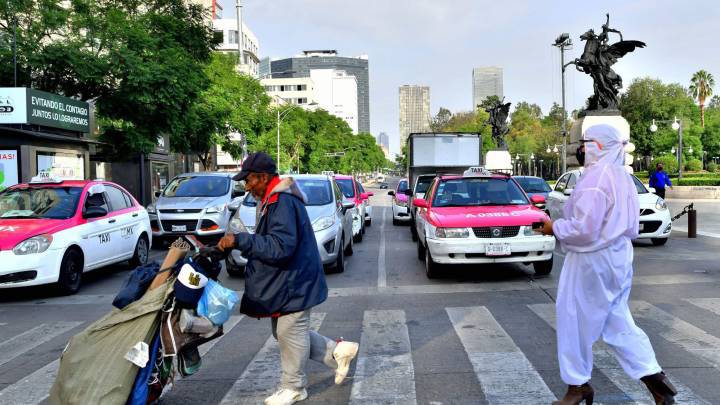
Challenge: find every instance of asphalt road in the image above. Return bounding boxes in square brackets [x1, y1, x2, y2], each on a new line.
[2, 185, 720, 404]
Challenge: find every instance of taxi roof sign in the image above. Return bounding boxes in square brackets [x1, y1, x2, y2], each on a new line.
[463, 166, 492, 177]
[321, 171, 335, 176]
[30, 172, 63, 184]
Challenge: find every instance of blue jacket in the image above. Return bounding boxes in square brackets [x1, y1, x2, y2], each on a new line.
[234, 178, 328, 316]
[649, 170, 672, 189]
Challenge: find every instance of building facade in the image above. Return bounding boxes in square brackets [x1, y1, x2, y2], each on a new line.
[213, 18, 260, 78]
[270, 50, 370, 133]
[398, 85, 430, 147]
[259, 57, 271, 78]
[310, 69, 358, 133]
[261, 77, 316, 107]
[377, 132, 389, 150]
[472, 66, 503, 109]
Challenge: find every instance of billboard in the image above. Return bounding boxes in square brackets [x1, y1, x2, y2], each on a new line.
[0, 88, 90, 133]
[0, 149, 19, 191]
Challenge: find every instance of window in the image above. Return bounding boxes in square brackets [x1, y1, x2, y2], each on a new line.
[555, 174, 570, 193]
[432, 178, 529, 207]
[397, 180, 409, 192]
[295, 179, 333, 206]
[298, 98, 307, 104]
[333, 181, 343, 203]
[0, 186, 83, 219]
[514, 177, 552, 194]
[105, 185, 131, 211]
[566, 174, 577, 190]
[336, 179, 355, 198]
[84, 191, 109, 214]
[162, 176, 230, 198]
[298, 84, 307, 91]
[631, 175, 648, 194]
[36, 151, 84, 180]
[228, 30, 238, 44]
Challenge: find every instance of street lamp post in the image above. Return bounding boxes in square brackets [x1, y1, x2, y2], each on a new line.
[553, 33, 572, 174]
[650, 117, 685, 181]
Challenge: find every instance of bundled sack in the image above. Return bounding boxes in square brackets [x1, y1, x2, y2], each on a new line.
[113, 263, 160, 310]
[49, 278, 175, 405]
[196, 280, 240, 326]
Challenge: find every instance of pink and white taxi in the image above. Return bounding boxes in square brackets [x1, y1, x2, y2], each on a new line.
[414, 167, 555, 278]
[0, 175, 151, 294]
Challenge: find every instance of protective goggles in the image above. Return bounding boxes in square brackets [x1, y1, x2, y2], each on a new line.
[579, 139, 603, 150]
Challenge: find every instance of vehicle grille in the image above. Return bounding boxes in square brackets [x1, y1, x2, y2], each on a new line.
[159, 209, 203, 214]
[161, 220, 198, 232]
[0, 271, 37, 284]
[640, 209, 654, 216]
[641, 221, 662, 233]
[472, 226, 521, 238]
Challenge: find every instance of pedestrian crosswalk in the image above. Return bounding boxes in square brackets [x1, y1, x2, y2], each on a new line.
[2, 301, 720, 404]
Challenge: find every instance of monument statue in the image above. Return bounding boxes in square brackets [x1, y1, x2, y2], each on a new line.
[568, 14, 646, 111]
[485, 99, 512, 148]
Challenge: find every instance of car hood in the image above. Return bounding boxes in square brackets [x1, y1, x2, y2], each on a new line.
[306, 204, 335, 223]
[0, 219, 73, 250]
[157, 196, 226, 210]
[638, 192, 660, 208]
[428, 205, 548, 228]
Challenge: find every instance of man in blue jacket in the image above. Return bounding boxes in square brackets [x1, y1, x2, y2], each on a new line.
[649, 163, 672, 199]
[218, 152, 359, 405]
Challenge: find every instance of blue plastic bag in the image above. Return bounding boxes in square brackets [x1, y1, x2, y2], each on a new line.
[197, 280, 240, 326]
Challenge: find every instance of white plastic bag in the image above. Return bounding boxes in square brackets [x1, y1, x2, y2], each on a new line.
[196, 280, 240, 326]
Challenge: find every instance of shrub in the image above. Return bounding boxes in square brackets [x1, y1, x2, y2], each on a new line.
[685, 159, 703, 171]
[650, 155, 678, 176]
[677, 178, 720, 186]
[707, 162, 718, 173]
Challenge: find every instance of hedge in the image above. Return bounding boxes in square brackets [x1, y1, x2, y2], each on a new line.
[676, 178, 720, 186]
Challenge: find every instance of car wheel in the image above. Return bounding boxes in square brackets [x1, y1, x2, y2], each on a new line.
[57, 249, 83, 295]
[417, 239, 425, 261]
[225, 259, 245, 277]
[344, 233, 354, 256]
[393, 218, 400, 226]
[333, 237, 346, 273]
[425, 247, 439, 279]
[651, 237, 668, 246]
[353, 227, 363, 243]
[129, 235, 149, 268]
[533, 256, 553, 276]
[365, 218, 372, 227]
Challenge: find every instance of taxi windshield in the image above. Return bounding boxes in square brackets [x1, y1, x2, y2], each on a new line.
[335, 179, 355, 198]
[0, 186, 83, 219]
[432, 178, 529, 207]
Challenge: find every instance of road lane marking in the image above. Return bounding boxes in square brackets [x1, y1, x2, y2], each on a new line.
[529, 303, 708, 405]
[446, 306, 556, 404]
[686, 298, 720, 317]
[631, 301, 720, 370]
[350, 310, 416, 405]
[378, 207, 387, 288]
[0, 322, 82, 368]
[219, 313, 326, 405]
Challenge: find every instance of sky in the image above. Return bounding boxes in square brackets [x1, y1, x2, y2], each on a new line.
[218, 0, 720, 156]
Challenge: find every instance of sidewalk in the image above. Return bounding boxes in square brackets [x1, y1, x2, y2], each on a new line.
[667, 199, 720, 238]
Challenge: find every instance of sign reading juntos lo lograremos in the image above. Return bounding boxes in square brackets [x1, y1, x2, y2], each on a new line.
[0, 88, 90, 133]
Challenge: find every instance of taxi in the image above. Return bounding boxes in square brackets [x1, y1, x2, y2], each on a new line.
[0, 174, 152, 294]
[334, 174, 372, 243]
[414, 167, 555, 278]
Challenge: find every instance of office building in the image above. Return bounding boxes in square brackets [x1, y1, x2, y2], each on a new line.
[213, 18, 260, 77]
[271, 50, 370, 133]
[259, 57, 271, 78]
[310, 69, 358, 133]
[377, 132, 390, 150]
[261, 76, 316, 107]
[472, 66, 503, 109]
[399, 85, 430, 146]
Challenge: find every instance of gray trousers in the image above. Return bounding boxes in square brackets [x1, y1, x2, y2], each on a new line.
[272, 309, 338, 389]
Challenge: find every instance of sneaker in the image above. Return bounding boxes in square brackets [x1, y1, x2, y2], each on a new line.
[263, 388, 308, 405]
[333, 340, 359, 384]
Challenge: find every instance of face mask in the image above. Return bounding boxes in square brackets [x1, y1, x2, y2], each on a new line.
[575, 146, 585, 166]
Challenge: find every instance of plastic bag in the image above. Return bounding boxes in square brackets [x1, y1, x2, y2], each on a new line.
[196, 280, 239, 326]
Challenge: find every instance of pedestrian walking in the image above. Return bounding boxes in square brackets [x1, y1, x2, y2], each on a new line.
[649, 163, 672, 199]
[540, 125, 677, 405]
[217, 152, 359, 405]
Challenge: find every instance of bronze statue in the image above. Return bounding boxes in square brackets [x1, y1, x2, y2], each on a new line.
[485, 99, 511, 148]
[568, 14, 645, 111]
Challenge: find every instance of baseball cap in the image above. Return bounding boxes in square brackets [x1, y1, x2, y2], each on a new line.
[233, 152, 277, 181]
[174, 263, 209, 308]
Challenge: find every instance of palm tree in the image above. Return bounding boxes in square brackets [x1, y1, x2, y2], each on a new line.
[689, 70, 715, 128]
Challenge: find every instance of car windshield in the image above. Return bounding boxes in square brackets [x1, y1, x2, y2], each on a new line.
[415, 177, 434, 194]
[242, 193, 257, 207]
[335, 179, 355, 198]
[432, 177, 530, 207]
[296, 179, 334, 206]
[0, 186, 83, 219]
[515, 177, 552, 193]
[162, 176, 230, 198]
[398, 180, 409, 192]
[632, 175, 648, 194]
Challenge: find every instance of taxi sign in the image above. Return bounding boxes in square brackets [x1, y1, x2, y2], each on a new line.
[30, 172, 63, 184]
[321, 171, 335, 176]
[463, 166, 492, 177]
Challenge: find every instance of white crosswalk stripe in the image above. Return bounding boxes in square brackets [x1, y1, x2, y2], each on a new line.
[529, 303, 709, 405]
[447, 306, 556, 404]
[631, 300, 720, 371]
[686, 298, 720, 317]
[218, 312, 326, 405]
[349, 310, 416, 405]
[0, 322, 82, 368]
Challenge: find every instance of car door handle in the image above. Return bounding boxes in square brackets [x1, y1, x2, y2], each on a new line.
[132, 213, 139, 217]
[108, 219, 117, 224]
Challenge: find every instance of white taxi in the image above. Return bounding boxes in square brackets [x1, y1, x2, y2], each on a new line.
[0, 175, 152, 294]
[414, 167, 556, 278]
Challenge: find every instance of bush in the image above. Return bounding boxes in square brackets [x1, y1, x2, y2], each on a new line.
[677, 178, 720, 186]
[708, 162, 719, 173]
[685, 159, 703, 171]
[649, 155, 678, 176]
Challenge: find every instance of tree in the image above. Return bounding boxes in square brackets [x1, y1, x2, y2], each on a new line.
[689, 70, 715, 127]
[513, 102, 543, 120]
[709, 95, 720, 110]
[0, 0, 217, 155]
[441, 108, 495, 152]
[478, 95, 502, 111]
[430, 107, 452, 131]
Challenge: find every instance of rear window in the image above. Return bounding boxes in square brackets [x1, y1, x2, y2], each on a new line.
[242, 194, 257, 207]
[296, 179, 333, 206]
[336, 179, 355, 198]
[398, 180, 408, 192]
[415, 177, 434, 194]
[514, 177, 551, 193]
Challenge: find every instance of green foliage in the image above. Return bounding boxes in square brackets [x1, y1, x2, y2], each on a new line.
[707, 162, 719, 173]
[430, 107, 452, 131]
[653, 154, 679, 175]
[689, 70, 715, 127]
[477, 95, 502, 111]
[677, 178, 720, 186]
[685, 158, 703, 171]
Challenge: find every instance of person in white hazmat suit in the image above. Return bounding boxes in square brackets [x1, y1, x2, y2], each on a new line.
[540, 124, 677, 405]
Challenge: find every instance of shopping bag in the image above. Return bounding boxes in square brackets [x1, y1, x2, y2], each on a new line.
[196, 280, 239, 326]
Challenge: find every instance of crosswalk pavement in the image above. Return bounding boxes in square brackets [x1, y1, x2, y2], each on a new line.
[2, 301, 720, 404]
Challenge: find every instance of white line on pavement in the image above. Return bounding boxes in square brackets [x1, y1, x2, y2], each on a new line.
[350, 310, 416, 405]
[0, 358, 59, 404]
[447, 306, 556, 404]
[0, 322, 82, 368]
[378, 207, 387, 288]
[219, 313, 326, 405]
[685, 298, 720, 318]
[528, 304, 708, 405]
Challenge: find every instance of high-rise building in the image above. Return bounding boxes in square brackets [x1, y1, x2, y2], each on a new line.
[472, 67, 503, 109]
[398, 85, 430, 147]
[259, 57, 271, 78]
[261, 76, 316, 107]
[377, 132, 390, 150]
[213, 18, 260, 77]
[271, 50, 370, 133]
[310, 69, 359, 133]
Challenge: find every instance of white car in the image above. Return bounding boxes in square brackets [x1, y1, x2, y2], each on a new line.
[0, 177, 152, 294]
[546, 169, 672, 245]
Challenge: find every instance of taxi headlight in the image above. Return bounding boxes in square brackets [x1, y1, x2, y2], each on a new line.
[13, 234, 53, 255]
[146, 204, 156, 214]
[523, 226, 543, 236]
[655, 198, 667, 211]
[435, 227, 469, 238]
[206, 203, 227, 214]
[312, 215, 335, 232]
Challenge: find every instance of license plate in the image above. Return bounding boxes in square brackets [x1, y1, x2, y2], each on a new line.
[485, 243, 511, 256]
[172, 225, 187, 232]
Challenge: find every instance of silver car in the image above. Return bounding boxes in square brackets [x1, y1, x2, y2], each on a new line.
[225, 174, 355, 275]
[147, 172, 244, 244]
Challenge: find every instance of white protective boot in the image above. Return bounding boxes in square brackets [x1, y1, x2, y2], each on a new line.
[264, 388, 308, 405]
[333, 340, 359, 384]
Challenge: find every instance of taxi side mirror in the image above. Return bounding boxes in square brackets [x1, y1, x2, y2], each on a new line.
[388, 190, 395, 196]
[84, 206, 107, 219]
[413, 198, 428, 209]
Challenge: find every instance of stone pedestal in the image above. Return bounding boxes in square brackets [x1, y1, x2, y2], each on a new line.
[567, 111, 631, 169]
[485, 150, 513, 173]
